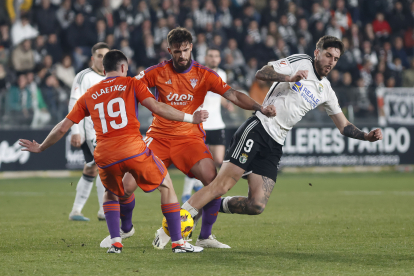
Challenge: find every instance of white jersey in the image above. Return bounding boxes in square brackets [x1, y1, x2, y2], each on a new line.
[69, 68, 106, 142]
[202, 68, 227, 130]
[256, 54, 342, 145]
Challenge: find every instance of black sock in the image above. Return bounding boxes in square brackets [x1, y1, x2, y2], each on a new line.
[219, 198, 225, 213]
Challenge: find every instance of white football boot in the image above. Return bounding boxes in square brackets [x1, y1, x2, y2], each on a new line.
[69, 211, 90, 221]
[172, 241, 203, 253]
[107, 242, 123, 253]
[97, 211, 106, 221]
[196, 235, 231, 248]
[152, 227, 171, 249]
[100, 226, 135, 248]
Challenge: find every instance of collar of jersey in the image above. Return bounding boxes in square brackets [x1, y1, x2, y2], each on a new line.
[172, 59, 194, 74]
[312, 61, 323, 81]
[105, 76, 120, 80]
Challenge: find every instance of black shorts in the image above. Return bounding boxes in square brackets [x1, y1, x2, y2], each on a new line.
[80, 139, 95, 165]
[205, 129, 226, 146]
[224, 116, 283, 182]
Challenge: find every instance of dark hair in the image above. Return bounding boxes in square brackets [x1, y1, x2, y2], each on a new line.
[103, 50, 128, 72]
[91, 42, 110, 56]
[316, 36, 344, 56]
[167, 27, 193, 47]
[206, 47, 220, 55]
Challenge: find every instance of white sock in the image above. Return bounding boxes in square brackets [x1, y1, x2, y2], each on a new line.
[193, 179, 204, 189]
[95, 174, 105, 214]
[182, 176, 194, 197]
[222, 196, 233, 214]
[111, 237, 122, 244]
[172, 238, 184, 244]
[71, 174, 94, 213]
[181, 201, 199, 218]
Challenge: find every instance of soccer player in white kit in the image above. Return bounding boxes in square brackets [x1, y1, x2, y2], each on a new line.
[181, 47, 233, 203]
[180, 36, 383, 220]
[68, 43, 110, 221]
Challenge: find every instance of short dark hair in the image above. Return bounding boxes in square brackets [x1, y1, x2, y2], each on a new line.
[103, 50, 128, 73]
[316, 36, 344, 56]
[91, 42, 110, 56]
[206, 47, 220, 55]
[167, 27, 193, 47]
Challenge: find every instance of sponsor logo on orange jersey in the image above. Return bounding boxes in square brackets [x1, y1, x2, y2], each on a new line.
[166, 92, 194, 105]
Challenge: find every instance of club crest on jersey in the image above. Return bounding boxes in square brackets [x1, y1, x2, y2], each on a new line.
[318, 83, 323, 93]
[292, 82, 303, 93]
[190, 79, 198, 88]
[239, 153, 248, 164]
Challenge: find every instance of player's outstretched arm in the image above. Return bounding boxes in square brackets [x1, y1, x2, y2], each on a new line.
[330, 112, 383, 142]
[141, 97, 208, 124]
[255, 65, 308, 82]
[19, 118, 74, 153]
[222, 88, 276, 117]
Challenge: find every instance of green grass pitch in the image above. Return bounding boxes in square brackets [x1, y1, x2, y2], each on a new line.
[0, 170, 413, 275]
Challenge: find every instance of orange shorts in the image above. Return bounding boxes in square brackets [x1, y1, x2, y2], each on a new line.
[97, 148, 167, 197]
[145, 136, 213, 177]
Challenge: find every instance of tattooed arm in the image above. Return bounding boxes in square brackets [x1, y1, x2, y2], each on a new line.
[255, 65, 309, 82]
[330, 112, 383, 142]
[222, 88, 276, 117]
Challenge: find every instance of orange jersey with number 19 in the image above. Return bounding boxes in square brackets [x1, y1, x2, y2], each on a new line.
[136, 59, 230, 139]
[66, 76, 155, 168]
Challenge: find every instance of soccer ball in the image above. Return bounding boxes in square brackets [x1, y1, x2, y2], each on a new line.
[162, 209, 194, 238]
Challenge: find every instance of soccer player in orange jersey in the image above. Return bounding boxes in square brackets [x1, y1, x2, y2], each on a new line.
[126, 27, 276, 249]
[19, 50, 208, 254]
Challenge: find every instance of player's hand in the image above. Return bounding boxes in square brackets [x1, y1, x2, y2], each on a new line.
[19, 139, 42, 153]
[261, 105, 276, 117]
[71, 134, 81, 148]
[288, 70, 308, 82]
[193, 110, 209, 124]
[365, 128, 383, 142]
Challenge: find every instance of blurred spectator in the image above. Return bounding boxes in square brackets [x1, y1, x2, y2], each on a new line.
[325, 16, 342, 40]
[242, 34, 256, 61]
[297, 36, 312, 56]
[35, 0, 58, 35]
[40, 74, 67, 123]
[26, 72, 51, 128]
[56, 0, 74, 30]
[388, 57, 403, 86]
[350, 24, 362, 49]
[261, 0, 278, 28]
[0, 44, 8, 66]
[66, 13, 95, 52]
[134, 1, 153, 28]
[243, 57, 257, 89]
[95, 19, 107, 43]
[184, 18, 197, 42]
[96, 0, 114, 31]
[11, 14, 39, 46]
[223, 38, 245, 67]
[286, 2, 297, 27]
[0, 24, 11, 48]
[217, 0, 232, 29]
[264, 21, 281, 42]
[404, 27, 414, 56]
[223, 53, 245, 88]
[247, 20, 261, 43]
[5, 0, 32, 24]
[55, 54, 75, 89]
[392, 36, 410, 69]
[311, 21, 325, 46]
[381, 41, 393, 65]
[114, 0, 134, 26]
[372, 13, 391, 40]
[386, 76, 396, 88]
[402, 59, 414, 87]
[135, 34, 158, 68]
[156, 39, 169, 61]
[257, 35, 277, 66]
[194, 33, 207, 64]
[12, 39, 35, 73]
[211, 34, 224, 51]
[320, 0, 332, 25]
[354, 77, 374, 117]
[105, 34, 115, 50]
[329, 69, 341, 89]
[242, 4, 260, 27]
[46, 33, 62, 66]
[361, 40, 378, 68]
[227, 18, 245, 47]
[120, 39, 134, 60]
[33, 35, 48, 65]
[388, 1, 408, 36]
[331, 0, 352, 33]
[297, 18, 312, 47]
[274, 38, 290, 59]
[198, 0, 216, 30]
[73, 0, 94, 19]
[360, 59, 373, 87]
[278, 15, 296, 46]
[167, 14, 178, 30]
[362, 23, 376, 45]
[374, 72, 385, 88]
[154, 18, 169, 46]
[114, 20, 130, 45]
[6, 74, 32, 124]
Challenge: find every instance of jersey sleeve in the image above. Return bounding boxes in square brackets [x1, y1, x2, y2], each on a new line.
[135, 67, 157, 88]
[323, 85, 342, 115]
[206, 71, 231, 95]
[133, 79, 156, 103]
[66, 94, 90, 124]
[268, 58, 294, 76]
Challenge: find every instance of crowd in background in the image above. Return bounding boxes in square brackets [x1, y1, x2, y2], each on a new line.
[1, 0, 414, 128]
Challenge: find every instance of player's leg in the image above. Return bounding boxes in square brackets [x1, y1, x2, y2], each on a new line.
[221, 173, 275, 215]
[69, 159, 98, 221]
[95, 173, 106, 220]
[102, 190, 122, 253]
[182, 175, 195, 203]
